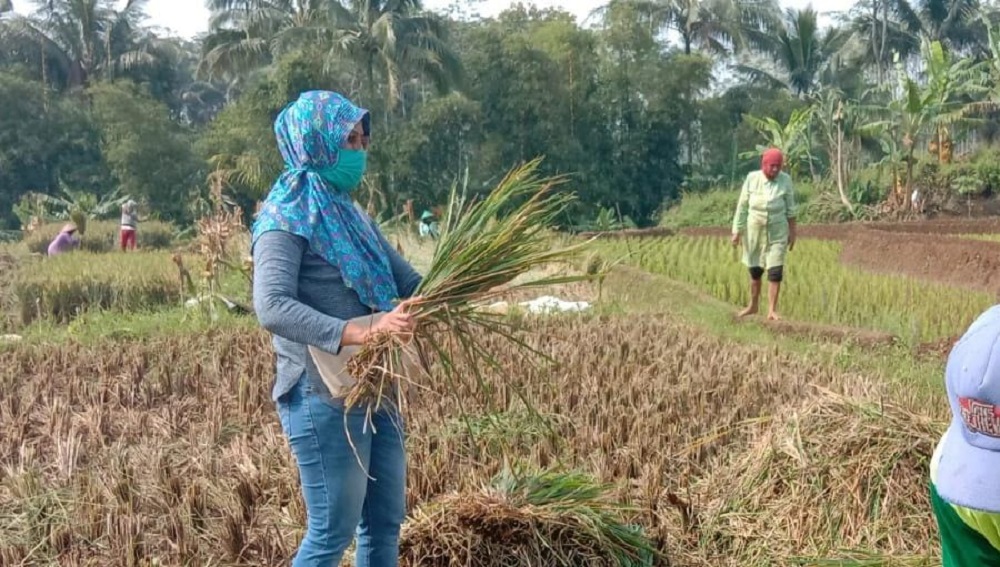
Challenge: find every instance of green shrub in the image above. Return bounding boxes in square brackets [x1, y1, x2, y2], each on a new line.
[23, 220, 176, 255]
[943, 146, 1000, 197]
[659, 189, 740, 229]
[660, 182, 816, 229]
[16, 251, 183, 324]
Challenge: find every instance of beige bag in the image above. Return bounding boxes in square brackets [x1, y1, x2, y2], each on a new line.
[307, 312, 422, 399]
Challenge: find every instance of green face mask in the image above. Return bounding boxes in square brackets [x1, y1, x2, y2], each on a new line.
[317, 149, 367, 193]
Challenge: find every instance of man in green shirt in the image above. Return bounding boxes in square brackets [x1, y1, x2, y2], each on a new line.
[931, 304, 1000, 566]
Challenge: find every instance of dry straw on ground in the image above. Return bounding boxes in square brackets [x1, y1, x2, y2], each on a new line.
[0, 308, 943, 566]
[0, 246, 21, 332]
[695, 388, 940, 566]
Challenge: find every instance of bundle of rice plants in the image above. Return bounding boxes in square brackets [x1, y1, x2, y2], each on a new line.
[399, 466, 662, 567]
[343, 158, 596, 418]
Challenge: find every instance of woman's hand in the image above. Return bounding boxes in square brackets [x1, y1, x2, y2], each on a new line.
[788, 232, 796, 251]
[370, 297, 421, 337]
[730, 232, 741, 247]
[341, 297, 422, 347]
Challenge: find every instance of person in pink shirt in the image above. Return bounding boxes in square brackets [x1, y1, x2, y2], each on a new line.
[46, 223, 80, 256]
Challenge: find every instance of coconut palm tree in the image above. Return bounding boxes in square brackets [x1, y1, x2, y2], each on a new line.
[844, 0, 995, 82]
[915, 0, 987, 52]
[0, 0, 159, 89]
[740, 7, 851, 97]
[842, 0, 922, 82]
[326, 0, 461, 111]
[598, 0, 778, 56]
[201, 0, 460, 114]
[198, 0, 335, 81]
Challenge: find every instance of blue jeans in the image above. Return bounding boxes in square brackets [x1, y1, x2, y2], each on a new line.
[276, 375, 406, 567]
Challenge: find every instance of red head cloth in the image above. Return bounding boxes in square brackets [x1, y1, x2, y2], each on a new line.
[761, 148, 783, 172]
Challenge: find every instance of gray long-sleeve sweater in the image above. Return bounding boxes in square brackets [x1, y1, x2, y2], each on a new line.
[252, 229, 422, 402]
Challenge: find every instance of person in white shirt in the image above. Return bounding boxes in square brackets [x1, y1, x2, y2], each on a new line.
[120, 199, 139, 251]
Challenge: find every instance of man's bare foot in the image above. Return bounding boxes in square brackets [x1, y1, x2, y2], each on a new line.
[737, 306, 758, 318]
[767, 312, 781, 321]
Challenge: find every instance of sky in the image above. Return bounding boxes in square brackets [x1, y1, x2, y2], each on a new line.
[12, 0, 856, 40]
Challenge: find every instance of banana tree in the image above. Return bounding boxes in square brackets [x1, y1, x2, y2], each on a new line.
[27, 183, 130, 234]
[812, 90, 857, 212]
[866, 39, 984, 209]
[962, 16, 1000, 126]
[738, 105, 817, 178]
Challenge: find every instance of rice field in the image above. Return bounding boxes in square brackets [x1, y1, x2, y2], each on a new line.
[22, 221, 177, 255]
[14, 251, 187, 325]
[0, 311, 943, 566]
[598, 236, 995, 344]
[0, 217, 988, 566]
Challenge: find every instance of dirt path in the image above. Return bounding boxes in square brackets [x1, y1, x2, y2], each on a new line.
[681, 217, 1000, 241]
[839, 230, 1000, 296]
[577, 227, 675, 239]
[754, 318, 898, 348]
[865, 217, 1000, 235]
[680, 224, 853, 240]
[916, 334, 961, 361]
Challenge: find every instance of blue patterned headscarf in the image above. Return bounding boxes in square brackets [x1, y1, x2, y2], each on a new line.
[251, 91, 399, 312]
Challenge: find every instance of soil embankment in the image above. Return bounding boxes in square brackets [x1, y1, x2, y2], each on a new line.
[839, 229, 1000, 295]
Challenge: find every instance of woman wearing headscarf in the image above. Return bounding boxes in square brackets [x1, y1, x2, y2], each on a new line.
[47, 223, 80, 256]
[730, 148, 797, 321]
[251, 91, 422, 567]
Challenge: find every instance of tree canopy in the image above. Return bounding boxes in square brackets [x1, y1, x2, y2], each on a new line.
[2, 0, 1000, 229]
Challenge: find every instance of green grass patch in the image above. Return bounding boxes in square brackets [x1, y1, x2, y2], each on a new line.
[23, 220, 177, 255]
[15, 251, 186, 325]
[12, 304, 257, 346]
[659, 183, 817, 229]
[957, 233, 1000, 242]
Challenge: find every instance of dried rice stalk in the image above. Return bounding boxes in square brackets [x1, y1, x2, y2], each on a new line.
[697, 387, 939, 565]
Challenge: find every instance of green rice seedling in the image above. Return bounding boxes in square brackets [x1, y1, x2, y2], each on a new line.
[23, 220, 177, 255]
[598, 236, 994, 343]
[15, 251, 185, 324]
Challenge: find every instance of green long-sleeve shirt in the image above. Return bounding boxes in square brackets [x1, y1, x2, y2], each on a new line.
[731, 170, 797, 236]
